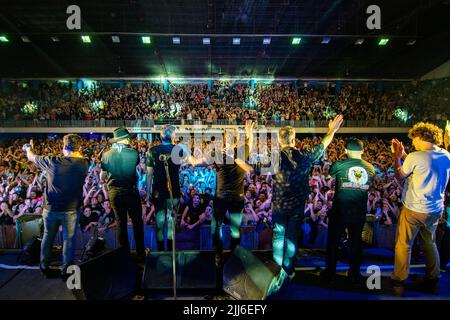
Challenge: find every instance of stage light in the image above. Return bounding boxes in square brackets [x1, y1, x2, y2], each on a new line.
[51, 36, 60, 42]
[142, 36, 151, 44]
[81, 35, 91, 43]
[111, 36, 120, 43]
[21, 36, 31, 43]
[90, 100, 104, 111]
[321, 37, 331, 44]
[233, 37, 240, 45]
[0, 36, 9, 42]
[291, 37, 301, 45]
[173, 37, 180, 44]
[393, 108, 410, 122]
[22, 101, 38, 114]
[203, 37, 210, 45]
[263, 37, 271, 45]
[355, 38, 364, 45]
[378, 38, 389, 46]
[407, 39, 416, 45]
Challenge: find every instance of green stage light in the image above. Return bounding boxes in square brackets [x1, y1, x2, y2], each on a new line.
[142, 36, 151, 44]
[0, 35, 9, 42]
[81, 35, 91, 43]
[378, 38, 389, 46]
[292, 37, 301, 45]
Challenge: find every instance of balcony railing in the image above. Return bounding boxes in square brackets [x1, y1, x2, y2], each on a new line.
[0, 118, 437, 128]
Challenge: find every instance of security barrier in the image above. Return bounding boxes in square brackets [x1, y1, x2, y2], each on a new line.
[0, 222, 399, 251]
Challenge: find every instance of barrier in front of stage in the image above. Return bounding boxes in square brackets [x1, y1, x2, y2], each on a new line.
[0, 222, 397, 252]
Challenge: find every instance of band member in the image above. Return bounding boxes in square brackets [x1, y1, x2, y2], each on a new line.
[101, 127, 145, 260]
[391, 122, 450, 296]
[212, 121, 254, 286]
[269, 115, 343, 293]
[146, 125, 199, 251]
[439, 121, 450, 271]
[22, 135, 89, 278]
[322, 138, 375, 284]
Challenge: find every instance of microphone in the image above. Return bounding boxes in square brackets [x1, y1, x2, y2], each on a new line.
[159, 154, 171, 161]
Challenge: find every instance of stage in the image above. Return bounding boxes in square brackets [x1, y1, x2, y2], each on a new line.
[0, 248, 449, 300]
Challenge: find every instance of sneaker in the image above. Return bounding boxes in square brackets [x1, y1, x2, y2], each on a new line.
[267, 269, 290, 297]
[422, 278, 439, 295]
[319, 270, 336, 284]
[348, 274, 362, 287]
[40, 266, 51, 278]
[391, 279, 405, 297]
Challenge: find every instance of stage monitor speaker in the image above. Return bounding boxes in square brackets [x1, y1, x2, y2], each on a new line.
[72, 247, 138, 300]
[223, 245, 280, 300]
[142, 250, 216, 289]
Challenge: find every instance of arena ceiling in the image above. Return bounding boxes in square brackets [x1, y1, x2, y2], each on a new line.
[0, 0, 449, 79]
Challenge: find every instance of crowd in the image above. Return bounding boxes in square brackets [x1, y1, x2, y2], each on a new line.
[0, 133, 422, 249]
[1, 79, 448, 123]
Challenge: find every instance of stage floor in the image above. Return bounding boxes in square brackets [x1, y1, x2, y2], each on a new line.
[0, 248, 448, 300]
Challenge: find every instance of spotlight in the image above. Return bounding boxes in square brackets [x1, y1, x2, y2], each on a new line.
[51, 36, 60, 42]
[321, 37, 331, 44]
[378, 38, 389, 46]
[291, 37, 301, 45]
[263, 37, 271, 45]
[21, 36, 31, 43]
[111, 36, 120, 43]
[355, 38, 364, 45]
[173, 37, 180, 44]
[203, 37, 210, 45]
[233, 37, 240, 45]
[0, 35, 9, 42]
[142, 36, 151, 44]
[81, 35, 91, 43]
[407, 39, 416, 46]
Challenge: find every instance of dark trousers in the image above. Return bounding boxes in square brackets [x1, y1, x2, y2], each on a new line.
[272, 208, 303, 275]
[325, 207, 366, 279]
[438, 223, 450, 270]
[212, 195, 244, 267]
[108, 188, 145, 256]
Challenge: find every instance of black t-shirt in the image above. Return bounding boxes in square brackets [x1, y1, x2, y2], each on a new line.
[214, 144, 250, 197]
[146, 144, 184, 200]
[101, 144, 140, 189]
[272, 144, 325, 211]
[90, 204, 103, 217]
[34, 156, 89, 212]
[186, 203, 204, 225]
[79, 212, 99, 231]
[0, 212, 14, 225]
[330, 158, 375, 209]
[98, 209, 115, 227]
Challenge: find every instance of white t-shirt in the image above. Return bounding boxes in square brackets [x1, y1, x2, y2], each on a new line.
[400, 148, 450, 214]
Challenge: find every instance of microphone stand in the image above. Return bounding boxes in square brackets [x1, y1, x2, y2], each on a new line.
[161, 155, 177, 300]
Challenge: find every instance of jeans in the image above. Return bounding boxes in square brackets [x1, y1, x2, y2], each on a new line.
[392, 206, 442, 281]
[154, 198, 180, 250]
[41, 209, 78, 271]
[108, 188, 145, 257]
[272, 209, 303, 275]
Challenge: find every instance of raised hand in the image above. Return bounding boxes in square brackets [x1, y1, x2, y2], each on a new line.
[328, 114, 344, 133]
[391, 139, 405, 159]
[244, 120, 256, 137]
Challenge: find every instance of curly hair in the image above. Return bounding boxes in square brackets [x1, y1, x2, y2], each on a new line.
[408, 122, 443, 146]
